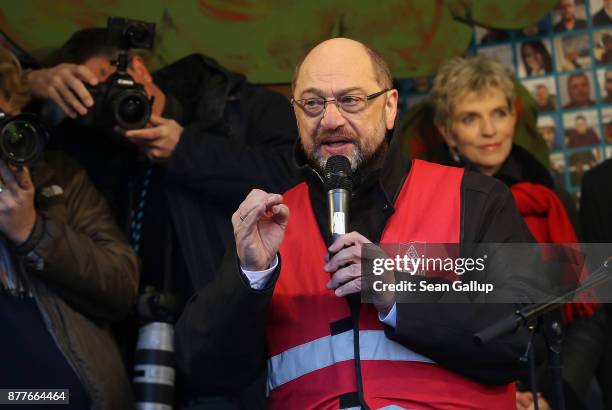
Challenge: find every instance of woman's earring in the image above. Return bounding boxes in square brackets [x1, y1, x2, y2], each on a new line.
[449, 146, 461, 162]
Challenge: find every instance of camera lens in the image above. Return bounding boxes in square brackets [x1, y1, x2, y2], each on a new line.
[127, 23, 148, 44]
[0, 119, 40, 165]
[114, 91, 151, 129]
[120, 96, 145, 123]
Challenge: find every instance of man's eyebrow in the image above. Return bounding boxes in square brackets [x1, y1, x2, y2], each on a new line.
[298, 86, 367, 98]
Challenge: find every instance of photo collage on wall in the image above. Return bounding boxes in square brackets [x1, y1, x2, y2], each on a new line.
[397, 0, 612, 204]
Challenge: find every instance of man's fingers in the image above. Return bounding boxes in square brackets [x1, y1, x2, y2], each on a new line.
[149, 114, 169, 126]
[327, 263, 361, 290]
[233, 192, 283, 229]
[515, 392, 533, 408]
[269, 203, 290, 226]
[55, 80, 88, 115]
[0, 161, 19, 193]
[537, 397, 551, 410]
[73, 65, 98, 87]
[48, 88, 76, 118]
[235, 193, 281, 225]
[233, 201, 264, 228]
[328, 231, 370, 253]
[239, 191, 281, 214]
[65, 74, 94, 107]
[236, 203, 268, 238]
[10, 166, 32, 191]
[244, 189, 274, 203]
[333, 276, 362, 297]
[264, 193, 284, 210]
[325, 245, 360, 272]
[125, 127, 162, 140]
[270, 203, 289, 217]
[329, 235, 351, 253]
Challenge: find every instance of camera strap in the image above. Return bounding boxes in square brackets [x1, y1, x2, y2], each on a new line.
[129, 165, 152, 254]
[162, 218, 173, 296]
[130, 162, 176, 297]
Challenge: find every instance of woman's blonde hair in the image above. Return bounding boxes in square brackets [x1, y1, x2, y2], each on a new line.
[431, 55, 515, 129]
[0, 47, 30, 113]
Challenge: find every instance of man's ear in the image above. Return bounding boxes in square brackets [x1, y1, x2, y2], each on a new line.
[384, 89, 399, 130]
[131, 55, 153, 84]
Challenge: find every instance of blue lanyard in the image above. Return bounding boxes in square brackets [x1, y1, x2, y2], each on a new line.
[130, 164, 153, 253]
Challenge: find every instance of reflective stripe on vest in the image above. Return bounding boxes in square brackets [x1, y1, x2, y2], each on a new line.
[267, 329, 434, 391]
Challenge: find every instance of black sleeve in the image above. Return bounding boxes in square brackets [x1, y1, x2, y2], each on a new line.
[555, 186, 581, 240]
[174, 247, 279, 395]
[551, 307, 608, 402]
[386, 173, 539, 385]
[461, 172, 534, 243]
[18, 154, 139, 322]
[580, 165, 609, 243]
[166, 82, 301, 210]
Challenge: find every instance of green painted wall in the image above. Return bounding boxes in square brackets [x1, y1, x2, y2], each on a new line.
[0, 0, 555, 83]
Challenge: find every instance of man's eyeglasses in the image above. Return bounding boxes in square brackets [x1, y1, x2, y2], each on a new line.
[291, 89, 390, 117]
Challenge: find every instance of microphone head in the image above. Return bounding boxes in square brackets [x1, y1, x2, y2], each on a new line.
[324, 155, 353, 192]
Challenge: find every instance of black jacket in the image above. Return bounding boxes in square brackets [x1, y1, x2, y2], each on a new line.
[592, 8, 612, 27]
[580, 159, 612, 410]
[175, 127, 540, 403]
[581, 158, 612, 243]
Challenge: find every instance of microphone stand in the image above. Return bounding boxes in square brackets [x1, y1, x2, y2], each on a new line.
[474, 258, 612, 410]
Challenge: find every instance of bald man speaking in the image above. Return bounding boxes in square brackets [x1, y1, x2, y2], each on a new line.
[176, 38, 536, 409]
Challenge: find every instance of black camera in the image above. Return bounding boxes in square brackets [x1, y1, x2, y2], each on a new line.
[107, 17, 155, 50]
[0, 110, 48, 166]
[80, 17, 155, 130]
[82, 71, 152, 130]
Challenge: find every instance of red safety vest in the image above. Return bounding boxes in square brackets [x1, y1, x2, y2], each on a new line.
[266, 159, 515, 409]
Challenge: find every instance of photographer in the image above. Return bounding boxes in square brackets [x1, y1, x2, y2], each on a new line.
[0, 46, 139, 409]
[26, 23, 300, 405]
[28, 24, 300, 288]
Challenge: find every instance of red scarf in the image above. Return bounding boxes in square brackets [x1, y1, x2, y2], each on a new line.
[511, 182, 599, 322]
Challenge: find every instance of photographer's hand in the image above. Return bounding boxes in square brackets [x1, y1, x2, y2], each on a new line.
[122, 114, 183, 162]
[27, 64, 98, 118]
[0, 161, 36, 246]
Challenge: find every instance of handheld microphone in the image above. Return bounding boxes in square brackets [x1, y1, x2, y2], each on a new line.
[324, 155, 353, 244]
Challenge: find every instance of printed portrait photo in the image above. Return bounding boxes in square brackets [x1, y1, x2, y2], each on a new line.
[553, 0, 588, 33]
[477, 44, 515, 73]
[563, 110, 601, 148]
[538, 115, 564, 149]
[516, 40, 554, 77]
[554, 34, 592, 71]
[560, 71, 596, 109]
[591, 0, 612, 27]
[522, 76, 558, 112]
